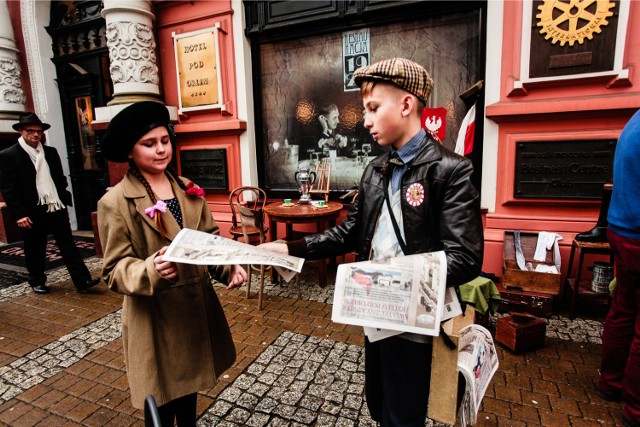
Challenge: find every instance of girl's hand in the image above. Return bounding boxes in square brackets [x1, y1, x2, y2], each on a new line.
[154, 246, 178, 280]
[227, 264, 247, 289]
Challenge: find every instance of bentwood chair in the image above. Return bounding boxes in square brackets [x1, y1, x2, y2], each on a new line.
[228, 186, 268, 243]
[229, 186, 270, 309]
[238, 204, 272, 309]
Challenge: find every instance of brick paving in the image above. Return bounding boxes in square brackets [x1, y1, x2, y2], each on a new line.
[0, 255, 627, 426]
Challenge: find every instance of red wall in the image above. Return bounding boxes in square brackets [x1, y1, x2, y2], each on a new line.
[154, 1, 246, 237]
[481, 1, 640, 278]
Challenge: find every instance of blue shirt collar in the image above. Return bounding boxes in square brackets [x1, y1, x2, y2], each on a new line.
[392, 128, 425, 165]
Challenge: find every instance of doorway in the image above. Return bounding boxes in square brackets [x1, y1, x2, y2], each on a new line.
[47, 0, 112, 229]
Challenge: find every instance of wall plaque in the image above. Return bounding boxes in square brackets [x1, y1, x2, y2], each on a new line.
[514, 139, 615, 199]
[529, 0, 618, 79]
[179, 149, 228, 190]
[173, 26, 223, 113]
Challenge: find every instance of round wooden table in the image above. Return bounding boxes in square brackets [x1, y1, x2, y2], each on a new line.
[263, 201, 343, 287]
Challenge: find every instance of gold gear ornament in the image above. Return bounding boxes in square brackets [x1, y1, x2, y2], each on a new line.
[536, 0, 615, 46]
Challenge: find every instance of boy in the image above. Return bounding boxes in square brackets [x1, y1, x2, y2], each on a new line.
[261, 58, 483, 426]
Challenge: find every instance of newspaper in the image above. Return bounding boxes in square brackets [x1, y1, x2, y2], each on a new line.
[162, 228, 304, 281]
[363, 287, 462, 343]
[457, 324, 499, 426]
[332, 252, 447, 337]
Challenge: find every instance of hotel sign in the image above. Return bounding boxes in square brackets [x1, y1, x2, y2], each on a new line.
[173, 26, 223, 113]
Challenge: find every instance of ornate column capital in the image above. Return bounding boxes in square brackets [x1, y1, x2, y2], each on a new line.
[0, 0, 25, 132]
[102, 0, 160, 104]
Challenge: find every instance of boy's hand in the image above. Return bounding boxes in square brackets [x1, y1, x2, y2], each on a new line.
[258, 242, 289, 255]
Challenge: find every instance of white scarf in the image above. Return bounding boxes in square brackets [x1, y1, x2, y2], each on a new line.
[18, 137, 65, 212]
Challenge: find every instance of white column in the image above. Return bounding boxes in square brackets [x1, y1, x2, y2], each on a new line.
[0, 0, 26, 132]
[232, 1, 259, 187]
[101, 0, 161, 105]
[481, 0, 503, 213]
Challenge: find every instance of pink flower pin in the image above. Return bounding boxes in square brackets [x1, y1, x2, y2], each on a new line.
[145, 200, 167, 218]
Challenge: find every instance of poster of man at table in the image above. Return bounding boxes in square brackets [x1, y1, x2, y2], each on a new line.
[258, 16, 479, 193]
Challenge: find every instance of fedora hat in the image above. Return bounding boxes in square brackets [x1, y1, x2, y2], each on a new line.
[13, 112, 51, 131]
[101, 101, 170, 163]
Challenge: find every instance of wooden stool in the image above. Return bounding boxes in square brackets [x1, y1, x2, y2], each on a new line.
[561, 239, 613, 319]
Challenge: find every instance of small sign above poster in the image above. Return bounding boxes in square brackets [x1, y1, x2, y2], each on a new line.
[173, 25, 223, 113]
[343, 28, 370, 92]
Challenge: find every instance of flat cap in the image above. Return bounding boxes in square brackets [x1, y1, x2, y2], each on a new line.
[353, 58, 434, 105]
[101, 101, 170, 163]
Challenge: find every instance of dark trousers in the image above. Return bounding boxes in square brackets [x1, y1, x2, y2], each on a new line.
[365, 335, 433, 427]
[22, 207, 91, 289]
[158, 393, 197, 427]
[600, 229, 640, 424]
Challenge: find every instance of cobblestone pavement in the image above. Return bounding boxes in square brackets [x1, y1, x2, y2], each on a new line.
[0, 256, 626, 426]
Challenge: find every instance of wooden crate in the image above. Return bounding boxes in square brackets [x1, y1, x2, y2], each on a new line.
[503, 231, 562, 295]
[495, 312, 546, 353]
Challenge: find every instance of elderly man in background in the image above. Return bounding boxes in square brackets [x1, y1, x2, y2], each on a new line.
[0, 112, 99, 294]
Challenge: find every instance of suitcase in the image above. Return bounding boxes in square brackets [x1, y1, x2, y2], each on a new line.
[503, 231, 562, 295]
[496, 284, 555, 318]
[495, 312, 547, 353]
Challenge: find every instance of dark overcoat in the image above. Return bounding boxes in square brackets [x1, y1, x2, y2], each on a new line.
[0, 143, 72, 220]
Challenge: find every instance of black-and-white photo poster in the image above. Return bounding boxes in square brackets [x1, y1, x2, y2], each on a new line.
[258, 13, 479, 195]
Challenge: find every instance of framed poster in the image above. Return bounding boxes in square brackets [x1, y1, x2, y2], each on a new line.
[172, 25, 223, 113]
[257, 12, 480, 196]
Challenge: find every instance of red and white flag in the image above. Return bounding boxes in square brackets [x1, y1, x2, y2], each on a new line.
[455, 103, 476, 156]
[421, 107, 447, 142]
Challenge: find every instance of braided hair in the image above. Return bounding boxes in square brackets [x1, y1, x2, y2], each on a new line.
[129, 161, 180, 238]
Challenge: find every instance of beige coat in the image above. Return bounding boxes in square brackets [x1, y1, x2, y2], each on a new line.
[97, 172, 235, 409]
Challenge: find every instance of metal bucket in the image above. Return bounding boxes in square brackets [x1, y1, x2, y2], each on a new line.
[591, 262, 613, 294]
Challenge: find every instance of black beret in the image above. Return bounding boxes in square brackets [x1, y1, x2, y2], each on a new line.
[101, 101, 170, 163]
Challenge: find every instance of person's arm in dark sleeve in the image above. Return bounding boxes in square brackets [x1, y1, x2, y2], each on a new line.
[287, 191, 361, 260]
[0, 151, 29, 220]
[439, 158, 484, 287]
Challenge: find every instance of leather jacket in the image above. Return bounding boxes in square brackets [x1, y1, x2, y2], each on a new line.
[295, 135, 484, 287]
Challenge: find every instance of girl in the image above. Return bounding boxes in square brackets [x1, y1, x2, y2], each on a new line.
[97, 101, 246, 426]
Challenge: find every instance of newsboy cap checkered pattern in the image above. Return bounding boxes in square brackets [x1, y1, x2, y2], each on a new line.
[353, 58, 434, 105]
